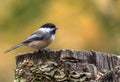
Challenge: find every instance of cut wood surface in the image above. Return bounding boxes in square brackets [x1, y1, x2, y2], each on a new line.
[14, 49, 120, 82]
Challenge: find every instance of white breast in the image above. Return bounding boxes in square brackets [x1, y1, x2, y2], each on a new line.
[28, 35, 55, 49]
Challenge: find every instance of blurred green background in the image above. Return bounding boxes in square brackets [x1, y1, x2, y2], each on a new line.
[0, 0, 120, 82]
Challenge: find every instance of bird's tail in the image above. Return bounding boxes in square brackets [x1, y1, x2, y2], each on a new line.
[4, 43, 23, 54]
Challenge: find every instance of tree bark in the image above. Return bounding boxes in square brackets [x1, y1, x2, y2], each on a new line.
[14, 49, 120, 82]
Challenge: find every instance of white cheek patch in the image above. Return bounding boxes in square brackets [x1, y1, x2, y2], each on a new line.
[39, 28, 52, 32]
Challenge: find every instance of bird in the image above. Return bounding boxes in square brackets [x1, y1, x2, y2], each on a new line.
[4, 23, 58, 53]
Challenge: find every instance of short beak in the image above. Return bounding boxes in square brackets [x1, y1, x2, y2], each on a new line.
[56, 28, 58, 30]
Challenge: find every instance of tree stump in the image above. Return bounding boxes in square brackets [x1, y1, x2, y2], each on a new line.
[14, 49, 120, 82]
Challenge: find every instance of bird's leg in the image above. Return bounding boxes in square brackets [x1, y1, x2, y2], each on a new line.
[38, 48, 50, 52]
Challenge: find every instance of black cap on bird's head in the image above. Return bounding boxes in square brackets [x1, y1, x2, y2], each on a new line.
[41, 23, 58, 34]
[41, 23, 57, 29]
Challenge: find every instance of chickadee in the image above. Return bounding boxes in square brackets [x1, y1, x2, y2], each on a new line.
[4, 23, 58, 53]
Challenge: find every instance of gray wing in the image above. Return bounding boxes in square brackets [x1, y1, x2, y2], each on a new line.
[23, 30, 50, 43]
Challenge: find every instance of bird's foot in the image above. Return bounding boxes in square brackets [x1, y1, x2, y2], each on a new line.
[38, 48, 50, 52]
